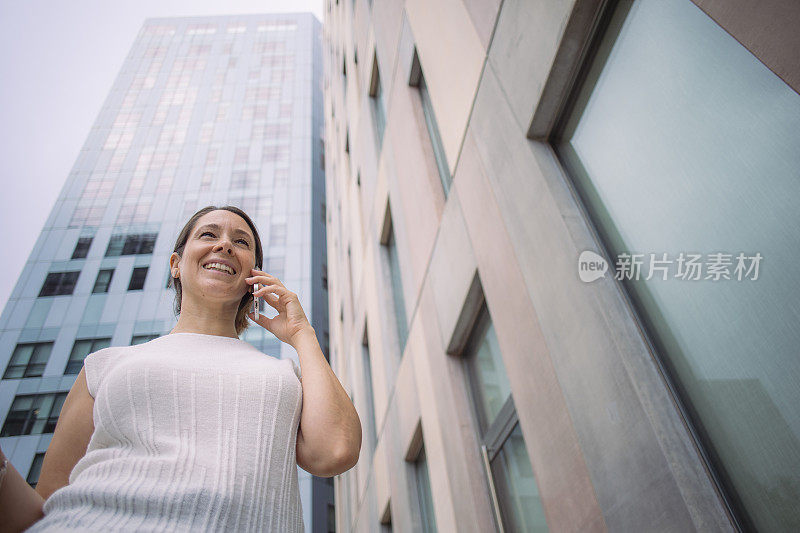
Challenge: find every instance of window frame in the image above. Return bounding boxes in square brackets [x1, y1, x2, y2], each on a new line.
[412, 444, 438, 533]
[459, 298, 545, 531]
[65, 337, 111, 374]
[71, 236, 94, 259]
[128, 266, 149, 291]
[540, 0, 755, 529]
[2, 342, 54, 379]
[92, 268, 114, 294]
[38, 271, 80, 297]
[368, 50, 386, 152]
[0, 392, 68, 437]
[409, 49, 451, 196]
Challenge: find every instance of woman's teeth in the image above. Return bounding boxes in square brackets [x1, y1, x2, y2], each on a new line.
[203, 262, 235, 274]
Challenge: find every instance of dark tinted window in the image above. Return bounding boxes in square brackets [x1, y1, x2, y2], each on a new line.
[128, 267, 148, 291]
[39, 271, 80, 297]
[71, 236, 93, 259]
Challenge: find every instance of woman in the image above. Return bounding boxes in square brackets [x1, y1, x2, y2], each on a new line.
[0, 205, 361, 532]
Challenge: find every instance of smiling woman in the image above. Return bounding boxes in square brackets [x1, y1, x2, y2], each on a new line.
[0, 205, 362, 532]
[169, 206, 264, 338]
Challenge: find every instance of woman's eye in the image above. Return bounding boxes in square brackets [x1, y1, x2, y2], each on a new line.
[236, 239, 250, 247]
[200, 231, 215, 238]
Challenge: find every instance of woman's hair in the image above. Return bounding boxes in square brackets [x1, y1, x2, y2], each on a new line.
[169, 205, 263, 336]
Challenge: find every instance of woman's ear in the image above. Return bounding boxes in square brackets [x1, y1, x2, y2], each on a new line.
[169, 252, 181, 278]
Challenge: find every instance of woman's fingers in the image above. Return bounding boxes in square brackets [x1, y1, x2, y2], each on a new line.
[255, 283, 287, 300]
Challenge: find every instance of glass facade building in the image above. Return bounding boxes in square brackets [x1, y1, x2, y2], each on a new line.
[0, 13, 332, 532]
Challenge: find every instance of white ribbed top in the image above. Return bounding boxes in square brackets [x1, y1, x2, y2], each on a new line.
[27, 333, 304, 532]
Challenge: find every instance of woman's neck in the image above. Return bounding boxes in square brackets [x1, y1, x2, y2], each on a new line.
[170, 295, 241, 338]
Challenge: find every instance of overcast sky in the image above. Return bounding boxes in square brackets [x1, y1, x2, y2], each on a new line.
[0, 0, 324, 313]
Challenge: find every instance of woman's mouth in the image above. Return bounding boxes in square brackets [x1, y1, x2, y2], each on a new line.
[203, 262, 236, 275]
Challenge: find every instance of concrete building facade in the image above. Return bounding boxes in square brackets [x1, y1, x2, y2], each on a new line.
[0, 13, 334, 532]
[323, 0, 800, 531]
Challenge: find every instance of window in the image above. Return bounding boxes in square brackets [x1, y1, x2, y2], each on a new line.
[39, 271, 80, 297]
[369, 52, 386, 150]
[71, 236, 93, 259]
[27, 453, 46, 488]
[3, 342, 53, 379]
[464, 303, 546, 531]
[413, 445, 437, 533]
[551, 1, 800, 529]
[409, 49, 450, 196]
[342, 58, 347, 97]
[327, 503, 336, 533]
[65, 337, 111, 374]
[131, 334, 159, 345]
[362, 324, 378, 450]
[381, 209, 408, 355]
[92, 269, 114, 293]
[105, 233, 157, 256]
[64, 338, 111, 375]
[1, 392, 68, 437]
[128, 267, 148, 291]
[380, 501, 393, 533]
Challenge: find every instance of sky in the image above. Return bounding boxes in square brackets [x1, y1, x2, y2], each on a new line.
[0, 0, 324, 314]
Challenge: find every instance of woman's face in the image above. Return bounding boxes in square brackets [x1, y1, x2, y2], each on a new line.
[171, 210, 257, 306]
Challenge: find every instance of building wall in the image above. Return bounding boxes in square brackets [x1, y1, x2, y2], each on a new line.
[323, 0, 800, 531]
[0, 13, 332, 532]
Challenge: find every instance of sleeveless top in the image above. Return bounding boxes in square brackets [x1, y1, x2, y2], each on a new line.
[27, 332, 304, 532]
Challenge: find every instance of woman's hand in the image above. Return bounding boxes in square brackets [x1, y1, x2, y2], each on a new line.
[246, 269, 313, 346]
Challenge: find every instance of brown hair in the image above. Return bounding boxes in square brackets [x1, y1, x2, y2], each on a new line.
[169, 205, 263, 336]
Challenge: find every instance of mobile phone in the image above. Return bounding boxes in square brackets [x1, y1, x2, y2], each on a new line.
[253, 283, 259, 319]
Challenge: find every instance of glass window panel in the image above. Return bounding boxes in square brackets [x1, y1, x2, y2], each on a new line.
[371, 68, 386, 148]
[45, 393, 68, 433]
[10, 344, 35, 365]
[468, 313, 513, 431]
[554, 1, 800, 529]
[131, 334, 159, 345]
[30, 394, 54, 434]
[66, 339, 93, 374]
[122, 235, 141, 255]
[128, 267, 148, 291]
[71, 236, 93, 259]
[490, 423, 548, 532]
[26, 343, 53, 377]
[362, 341, 377, 449]
[4, 344, 34, 379]
[59, 271, 79, 295]
[416, 59, 450, 196]
[27, 453, 46, 488]
[140, 234, 157, 255]
[414, 446, 438, 533]
[1, 397, 32, 436]
[39, 273, 61, 297]
[92, 338, 111, 351]
[105, 234, 125, 256]
[92, 269, 114, 293]
[386, 229, 408, 354]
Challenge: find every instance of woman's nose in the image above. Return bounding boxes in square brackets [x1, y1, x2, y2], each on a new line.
[213, 240, 233, 254]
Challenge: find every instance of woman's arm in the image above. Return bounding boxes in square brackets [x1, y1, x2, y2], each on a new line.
[0, 368, 94, 531]
[0, 447, 44, 532]
[247, 270, 362, 477]
[35, 367, 95, 500]
[291, 326, 362, 477]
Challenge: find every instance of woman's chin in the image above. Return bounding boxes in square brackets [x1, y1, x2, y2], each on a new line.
[197, 284, 247, 303]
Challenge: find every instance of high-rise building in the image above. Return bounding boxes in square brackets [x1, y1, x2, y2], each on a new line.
[0, 13, 333, 532]
[324, 0, 800, 531]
